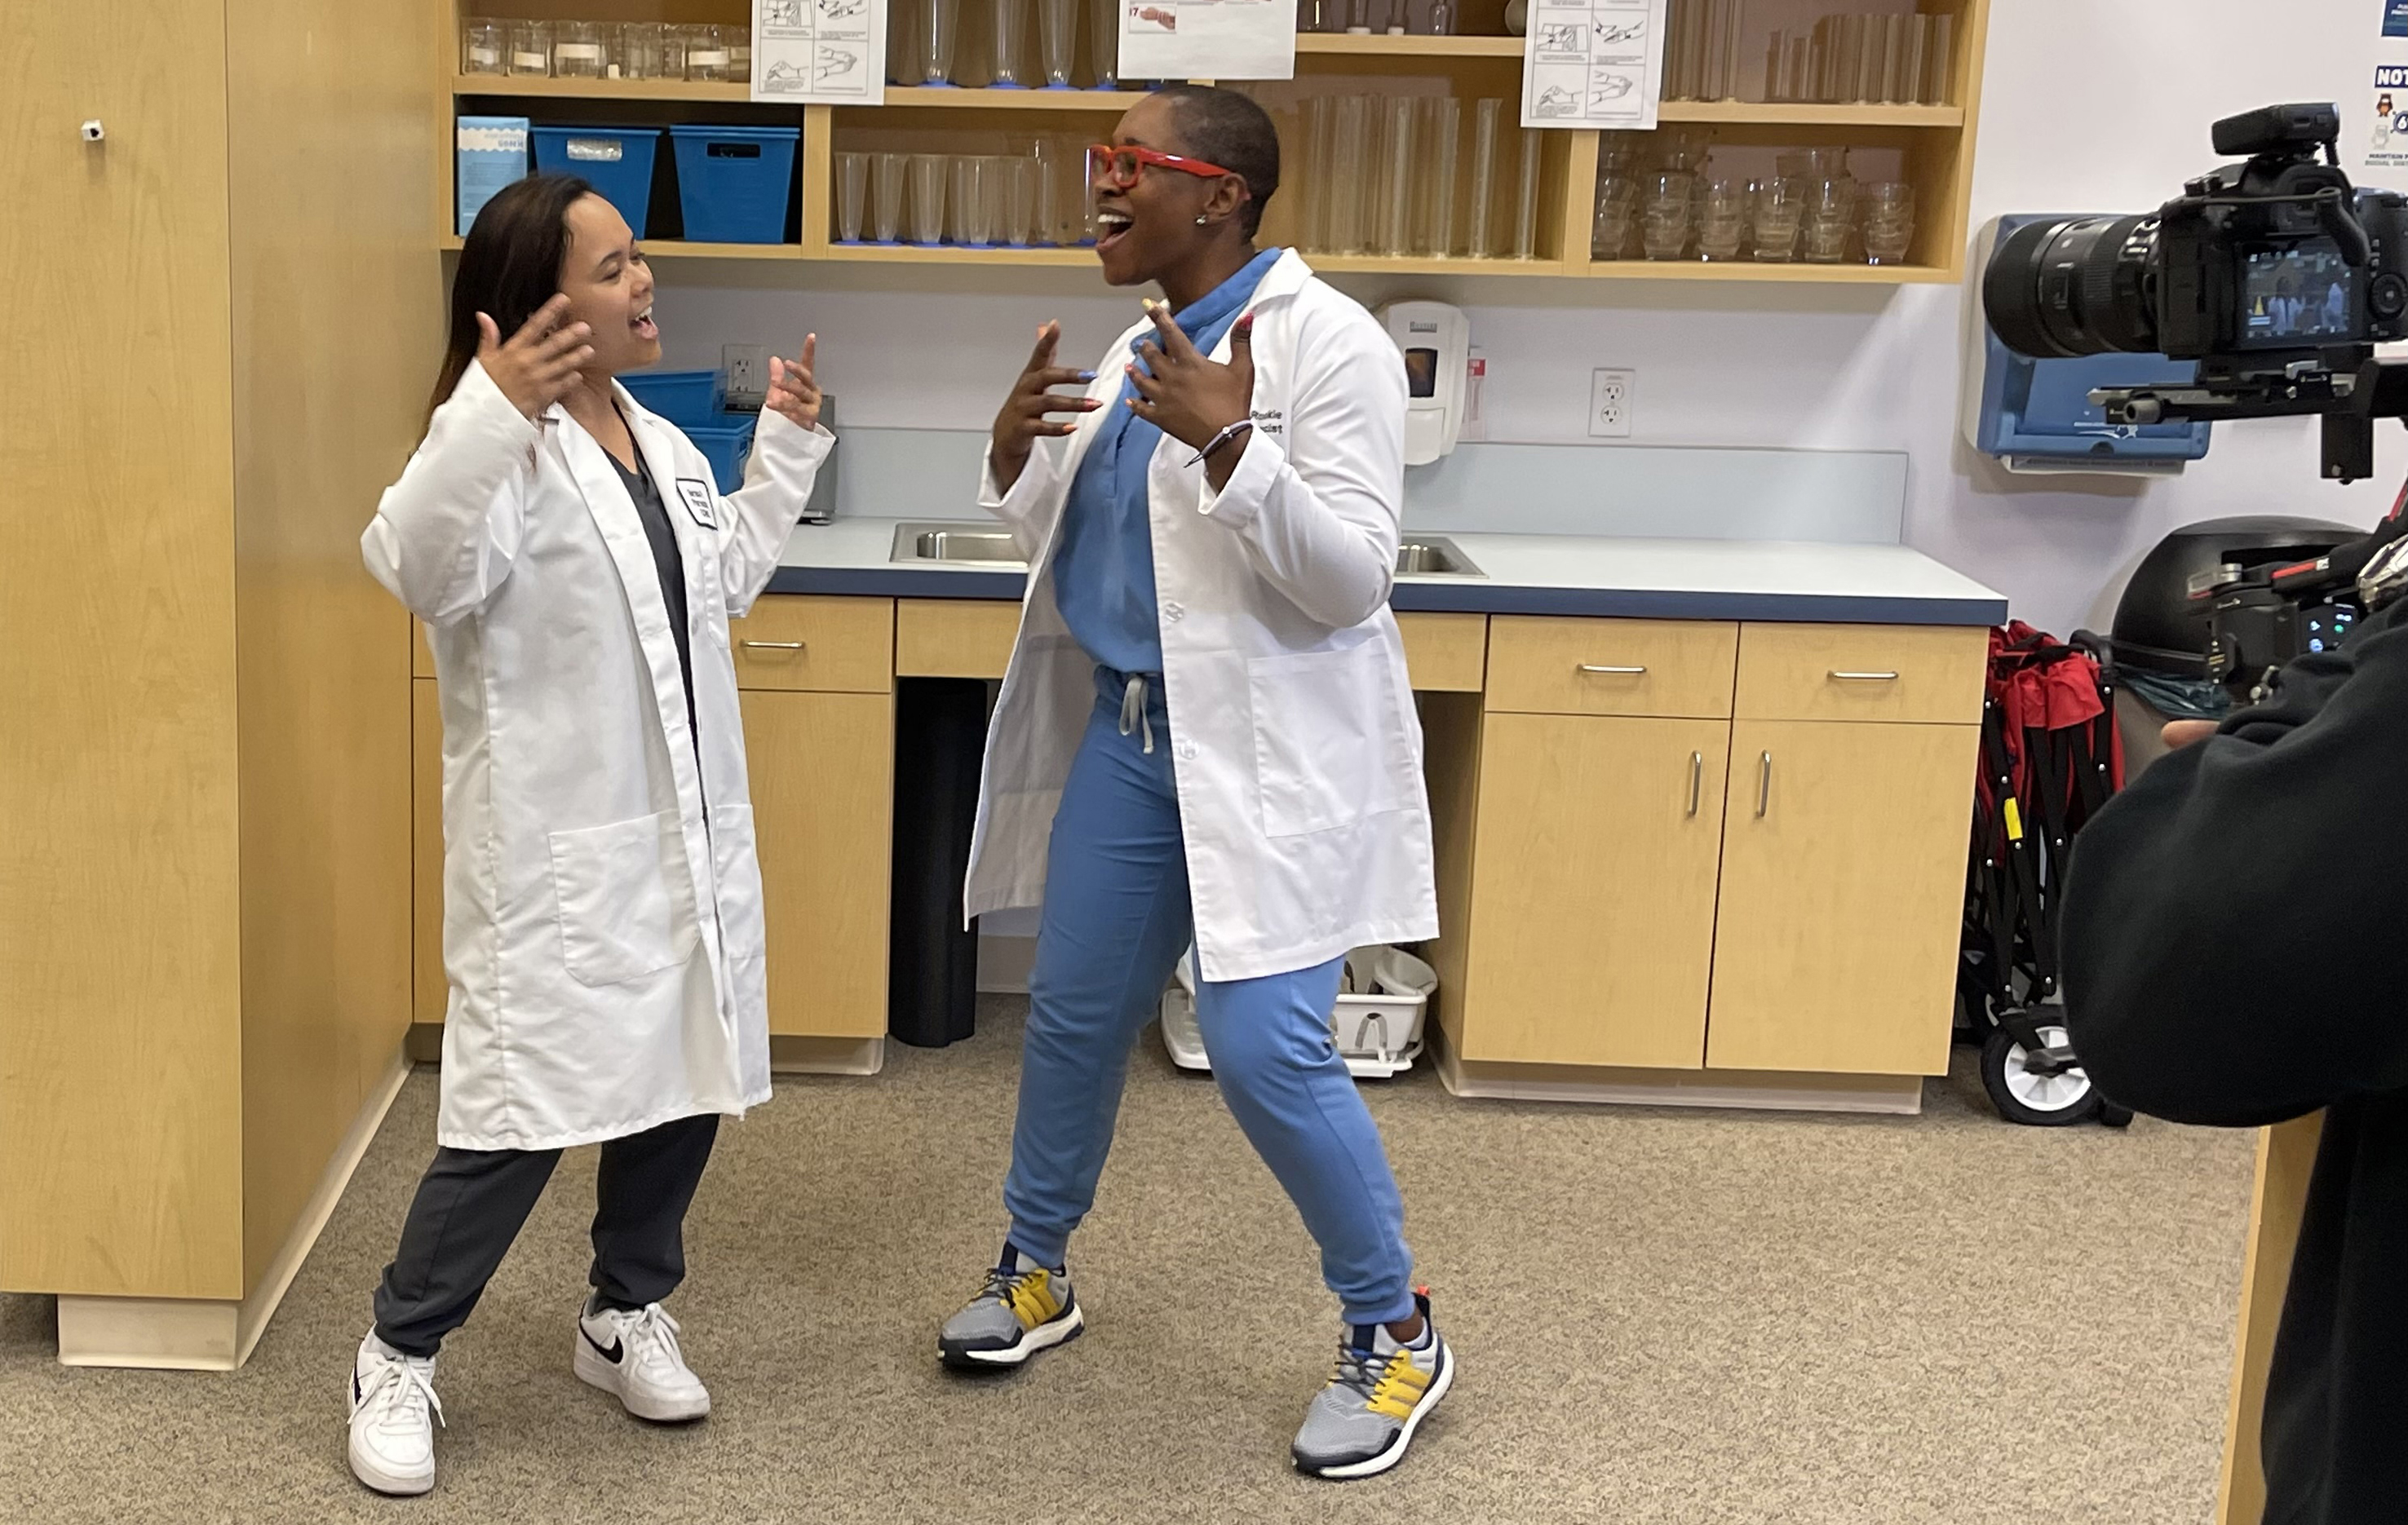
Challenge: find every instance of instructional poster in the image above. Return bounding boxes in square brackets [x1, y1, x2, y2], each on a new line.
[1117, 0, 1297, 83]
[1520, 0, 1667, 130]
[752, 0, 886, 104]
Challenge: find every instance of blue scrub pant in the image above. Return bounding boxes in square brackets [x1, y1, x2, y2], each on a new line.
[1001, 667, 1416, 1326]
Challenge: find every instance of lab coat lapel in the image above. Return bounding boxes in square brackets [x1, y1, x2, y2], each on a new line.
[617, 391, 726, 623]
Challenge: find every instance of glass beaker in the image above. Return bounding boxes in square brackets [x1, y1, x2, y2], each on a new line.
[1859, 181, 1916, 265]
[462, 18, 507, 75]
[684, 24, 734, 82]
[874, 152, 909, 242]
[618, 21, 667, 79]
[921, 0, 963, 83]
[1641, 170, 1693, 259]
[910, 153, 949, 244]
[837, 152, 870, 242]
[1695, 174, 1749, 261]
[552, 20, 609, 78]
[1749, 175, 1804, 262]
[507, 20, 552, 76]
[1592, 172, 1638, 259]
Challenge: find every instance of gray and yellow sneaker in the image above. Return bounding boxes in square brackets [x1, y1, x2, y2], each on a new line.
[937, 1245, 1084, 1371]
[1292, 1289, 1453, 1480]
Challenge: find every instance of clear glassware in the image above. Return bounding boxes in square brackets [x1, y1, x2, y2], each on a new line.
[1091, 0, 1118, 86]
[888, 0, 920, 82]
[1466, 97, 1501, 258]
[1899, 15, 1930, 104]
[462, 18, 507, 75]
[1346, 0, 1373, 33]
[1512, 128, 1543, 259]
[921, 0, 963, 82]
[1701, 0, 1744, 102]
[836, 152, 870, 241]
[507, 20, 552, 76]
[552, 20, 609, 78]
[1662, 0, 1698, 101]
[728, 25, 752, 80]
[951, 154, 994, 245]
[1803, 175, 1855, 263]
[1696, 174, 1748, 261]
[1377, 96, 1416, 257]
[1330, 95, 1372, 254]
[910, 153, 949, 244]
[1001, 155, 1042, 244]
[1641, 170, 1693, 260]
[1301, 96, 1335, 250]
[618, 21, 666, 79]
[1040, 0, 1078, 85]
[1859, 180, 1916, 265]
[1923, 12, 1955, 104]
[1878, 14, 1910, 104]
[684, 24, 734, 82]
[1417, 97, 1461, 256]
[1592, 172, 1638, 259]
[990, 0, 1031, 86]
[660, 23, 690, 77]
[874, 152, 909, 241]
[1749, 175, 1804, 262]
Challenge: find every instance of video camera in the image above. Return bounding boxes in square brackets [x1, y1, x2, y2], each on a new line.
[1983, 103, 2408, 485]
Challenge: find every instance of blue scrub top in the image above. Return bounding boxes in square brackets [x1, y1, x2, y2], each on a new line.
[1051, 246, 1284, 677]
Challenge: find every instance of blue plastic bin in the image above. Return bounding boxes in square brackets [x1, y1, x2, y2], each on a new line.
[620, 369, 720, 427]
[531, 126, 661, 234]
[682, 417, 759, 493]
[670, 125, 801, 244]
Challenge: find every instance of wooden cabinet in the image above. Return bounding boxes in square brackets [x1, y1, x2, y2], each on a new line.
[741, 689, 895, 1038]
[1459, 712, 1730, 1068]
[1485, 616, 1737, 718]
[1704, 720, 1979, 1076]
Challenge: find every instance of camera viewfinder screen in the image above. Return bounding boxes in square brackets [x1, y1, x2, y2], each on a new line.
[2241, 239, 2356, 346]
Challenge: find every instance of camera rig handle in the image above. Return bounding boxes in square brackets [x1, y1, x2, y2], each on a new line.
[2091, 348, 2408, 483]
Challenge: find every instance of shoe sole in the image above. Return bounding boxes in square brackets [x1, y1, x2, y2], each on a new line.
[574, 1337, 711, 1423]
[938, 1305, 1086, 1371]
[1295, 1341, 1456, 1482]
[347, 1434, 435, 1497]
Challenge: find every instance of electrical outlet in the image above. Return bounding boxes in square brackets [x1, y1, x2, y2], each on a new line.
[722, 343, 770, 412]
[1589, 368, 1634, 439]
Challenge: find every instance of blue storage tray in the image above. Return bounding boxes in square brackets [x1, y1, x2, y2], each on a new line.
[620, 369, 720, 427]
[669, 125, 800, 244]
[682, 416, 759, 494]
[531, 126, 661, 235]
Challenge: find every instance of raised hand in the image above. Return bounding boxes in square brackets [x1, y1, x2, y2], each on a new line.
[766, 335, 823, 431]
[991, 320, 1101, 491]
[1126, 303, 1255, 471]
[476, 294, 591, 420]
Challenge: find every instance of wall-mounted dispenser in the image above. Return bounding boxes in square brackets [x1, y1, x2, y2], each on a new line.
[1377, 301, 1470, 466]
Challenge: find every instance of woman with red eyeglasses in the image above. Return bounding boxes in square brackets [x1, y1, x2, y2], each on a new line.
[934, 85, 1450, 1480]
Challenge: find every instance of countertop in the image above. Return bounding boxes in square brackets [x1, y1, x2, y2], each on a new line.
[767, 518, 2009, 626]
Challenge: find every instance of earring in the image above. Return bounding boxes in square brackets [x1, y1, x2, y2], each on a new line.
[1195, 215, 1209, 225]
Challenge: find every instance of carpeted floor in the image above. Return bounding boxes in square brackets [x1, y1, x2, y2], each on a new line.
[2, 998, 2257, 1524]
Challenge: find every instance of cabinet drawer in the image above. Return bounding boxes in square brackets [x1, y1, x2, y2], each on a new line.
[731, 596, 893, 692]
[1485, 617, 1737, 718]
[1734, 623, 1986, 725]
[896, 598, 1020, 679]
[1397, 612, 1486, 693]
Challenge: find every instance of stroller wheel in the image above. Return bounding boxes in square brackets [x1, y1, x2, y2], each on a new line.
[1981, 1023, 2101, 1127]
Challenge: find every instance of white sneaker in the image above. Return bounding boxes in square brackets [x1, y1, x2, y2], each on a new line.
[348, 1332, 442, 1496]
[574, 1299, 711, 1422]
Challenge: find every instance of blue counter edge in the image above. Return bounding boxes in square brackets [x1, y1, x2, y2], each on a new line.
[766, 564, 2010, 627]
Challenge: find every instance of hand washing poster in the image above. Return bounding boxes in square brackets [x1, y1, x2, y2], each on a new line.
[1117, 0, 1297, 82]
[1521, 0, 1668, 130]
[753, 0, 887, 104]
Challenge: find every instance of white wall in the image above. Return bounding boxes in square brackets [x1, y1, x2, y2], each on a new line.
[653, 0, 2405, 634]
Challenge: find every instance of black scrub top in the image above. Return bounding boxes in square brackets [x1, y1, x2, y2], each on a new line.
[609, 440, 699, 749]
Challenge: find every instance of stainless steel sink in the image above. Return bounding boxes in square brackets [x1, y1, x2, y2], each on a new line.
[889, 523, 1483, 578]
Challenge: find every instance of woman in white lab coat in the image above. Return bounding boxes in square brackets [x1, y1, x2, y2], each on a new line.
[346, 174, 830, 1497]
[934, 87, 1452, 1481]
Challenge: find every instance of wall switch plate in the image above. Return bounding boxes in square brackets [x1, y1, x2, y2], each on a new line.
[1589, 368, 1634, 439]
[722, 343, 770, 413]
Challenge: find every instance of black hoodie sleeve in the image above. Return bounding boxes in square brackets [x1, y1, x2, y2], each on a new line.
[2060, 598, 2408, 1126]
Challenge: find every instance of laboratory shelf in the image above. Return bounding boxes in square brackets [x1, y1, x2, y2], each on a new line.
[1294, 34, 1529, 56]
[814, 242, 1101, 266]
[437, 233, 803, 260]
[1657, 99, 1965, 128]
[878, 86, 1145, 111]
[453, 73, 754, 102]
[1587, 259, 1954, 283]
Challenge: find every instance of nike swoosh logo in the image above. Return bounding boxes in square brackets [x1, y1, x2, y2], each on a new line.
[582, 1327, 625, 1364]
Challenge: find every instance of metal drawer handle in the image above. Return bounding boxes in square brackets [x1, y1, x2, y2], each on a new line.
[1829, 670, 1900, 682]
[1687, 750, 1703, 817]
[1755, 750, 1772, 818]
[1577, 664, 1648, 675]
[741, 640, 807, 651]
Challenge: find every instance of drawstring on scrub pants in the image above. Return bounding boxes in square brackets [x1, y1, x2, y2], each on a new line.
[1119, 674, 1156, 755]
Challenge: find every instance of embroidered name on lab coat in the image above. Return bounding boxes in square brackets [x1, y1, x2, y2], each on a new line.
[675, 478, 717, 529]
[1250, 408, 1285, 437]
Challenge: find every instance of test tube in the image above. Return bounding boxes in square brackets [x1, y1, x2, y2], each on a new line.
[1512, 128, 1542, 260]
[1419, 97, 1461, 257]
[874, 152, 908, 241]
[1467, 97, 1501, 258]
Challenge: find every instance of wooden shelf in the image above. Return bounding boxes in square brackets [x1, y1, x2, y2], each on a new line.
[876, 86, 1143, 111]
[1305, 252, 1572, 277]
[1587, 258, 1953, 283]
[453, 73, 753, 101]
[816, 241, 1099, 266]
[437, 233, 803, 259]
[1658, 99, 1964, 128]
[1295, 33, 1527, 56]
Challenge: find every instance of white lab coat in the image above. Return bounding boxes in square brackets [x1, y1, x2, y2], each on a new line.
[967, 249, 1438, 982]
[363, 360, 832, 1151]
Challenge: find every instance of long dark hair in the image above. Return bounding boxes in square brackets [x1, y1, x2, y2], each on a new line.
[431, 173, 595, 416]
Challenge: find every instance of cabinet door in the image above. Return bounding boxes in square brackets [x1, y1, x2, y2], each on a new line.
[742, 689, 894, 1037]
[1706, 719, 1978, 1076]
[411, 679, 446, 1024]
[1459, 712, 1730, 1068]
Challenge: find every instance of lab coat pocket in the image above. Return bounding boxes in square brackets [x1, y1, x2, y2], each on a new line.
[547, 811, 695, 987]
[1247, 646, 1407, 838]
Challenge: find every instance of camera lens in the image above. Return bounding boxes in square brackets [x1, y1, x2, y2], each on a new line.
[1983, 214, 2161, 358]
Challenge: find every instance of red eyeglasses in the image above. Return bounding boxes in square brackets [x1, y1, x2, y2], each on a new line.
[1087, 143, 1235, 191]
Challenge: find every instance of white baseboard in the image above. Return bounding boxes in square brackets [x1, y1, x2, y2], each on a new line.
[57, 1045, 413, 1371]
[768, 1035, 886, 1075]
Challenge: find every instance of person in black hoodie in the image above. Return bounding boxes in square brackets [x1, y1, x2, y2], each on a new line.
[2061, 549, 2408, 1524]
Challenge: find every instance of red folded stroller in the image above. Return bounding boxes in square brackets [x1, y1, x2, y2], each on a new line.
[1959, 622, 2134, 1127]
